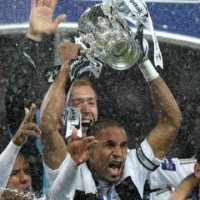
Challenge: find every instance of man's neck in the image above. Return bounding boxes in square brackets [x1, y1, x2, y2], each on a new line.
[95, 179, 113, 196]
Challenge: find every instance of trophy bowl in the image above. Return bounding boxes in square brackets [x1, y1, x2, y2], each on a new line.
[78, 4, 142, 70]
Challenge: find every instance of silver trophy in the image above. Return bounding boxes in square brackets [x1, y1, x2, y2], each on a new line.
[104, 0, 163, 68]
[78, 4, 142, 70]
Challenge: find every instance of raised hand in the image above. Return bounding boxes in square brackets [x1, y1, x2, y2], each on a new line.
[26, 0, 67, 42]
[12, 104, 41, 146]
[58, 41, 83, 65]
[67, 129, 97, 166]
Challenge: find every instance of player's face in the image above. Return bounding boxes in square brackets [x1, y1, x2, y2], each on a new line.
[88, 126, 128, 183]
[195, 162, 200, 179]
[69, 85, 98, 136]
[7, 154, 32, 193]
[194, 162, 200, 194]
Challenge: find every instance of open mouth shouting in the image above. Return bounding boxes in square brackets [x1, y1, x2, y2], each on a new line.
[82, 119, 92, 127]
[107, 162, 123, 178]
[81, 119, 94, 136]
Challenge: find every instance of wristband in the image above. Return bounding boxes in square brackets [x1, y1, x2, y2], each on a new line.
[138, 59, 159, 82]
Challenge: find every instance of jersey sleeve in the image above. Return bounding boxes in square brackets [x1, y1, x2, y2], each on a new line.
[5, 35, 54, 194]
[47, 154, 79, 200]
[148, 157, 195, 189]
[43, 153, 70, 187]
[5, 36, 53, 133]
[0, 141, 21, 196]
[125, 139, 163, 198]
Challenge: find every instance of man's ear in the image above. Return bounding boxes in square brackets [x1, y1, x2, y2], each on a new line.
[194, 163, 200, 179]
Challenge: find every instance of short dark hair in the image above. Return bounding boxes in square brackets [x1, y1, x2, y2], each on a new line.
[87, 119, 125, 137]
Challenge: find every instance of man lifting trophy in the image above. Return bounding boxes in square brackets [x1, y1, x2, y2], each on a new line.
[62, 0, 163, 140]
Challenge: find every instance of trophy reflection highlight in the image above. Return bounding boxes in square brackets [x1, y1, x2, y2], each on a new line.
[78, 4, 142, 70]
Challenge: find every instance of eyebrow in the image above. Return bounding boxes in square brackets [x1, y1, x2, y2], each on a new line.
[11, 169, 19, 173]
[10, 169, 20, 175]
[71, 97, 96, 101]
[11, 167, 30, 173]
[101, 140, 127, 145]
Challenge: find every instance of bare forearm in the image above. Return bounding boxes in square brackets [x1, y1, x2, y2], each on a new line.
[149, 77, 182, 128]
[40, 63, 69, 169]
[169, 173, 198, 200]
[138, 59, 182, 159]
[40, 64, 69, 131]
[41, 129, 67, 169]
[39, 41, 82, 169]
[147, 76, 182, 158]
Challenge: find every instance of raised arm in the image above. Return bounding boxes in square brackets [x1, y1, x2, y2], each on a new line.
[169, 173, 199, 200]
[138, 57, 182, 159]
[147, 75, 182, 159]
[26, 0, 66, 42]
[48, 129, 97, 200]
[0, 104, 41, 196]
[39, 42, 83, 170]
[5, 0, 65, 133]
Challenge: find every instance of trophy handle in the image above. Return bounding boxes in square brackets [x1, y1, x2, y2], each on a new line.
[134, 23, 145, 62]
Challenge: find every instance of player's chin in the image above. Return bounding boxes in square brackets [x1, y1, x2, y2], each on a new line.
[104, 173, 122, 183]
[107, 175, 121, 183]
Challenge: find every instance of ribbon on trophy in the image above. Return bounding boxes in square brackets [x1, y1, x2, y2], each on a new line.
[103, 0, 163, 69]
[69, 37, 103, 83]
[43, 37, 103, 84]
